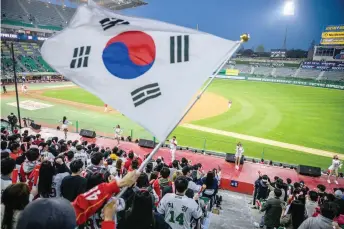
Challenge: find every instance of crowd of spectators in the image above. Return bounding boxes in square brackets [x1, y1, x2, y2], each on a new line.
[252, 171, 344, 229]
[0, 127, 222, 229]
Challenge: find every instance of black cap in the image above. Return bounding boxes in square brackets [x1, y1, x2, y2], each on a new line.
[16, 198, 76, 229]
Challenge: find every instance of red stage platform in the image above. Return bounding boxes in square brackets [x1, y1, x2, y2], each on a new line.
[86, 137, 343, 195]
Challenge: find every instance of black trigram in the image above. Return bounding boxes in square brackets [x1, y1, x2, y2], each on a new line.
[99, 18, 129, 31]
[70, 46, 91, 69]
[170, 35, 189, 64]
[131, 83, 161, 107]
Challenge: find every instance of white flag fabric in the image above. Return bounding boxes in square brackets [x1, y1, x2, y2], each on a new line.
[41, 4, 241, 140]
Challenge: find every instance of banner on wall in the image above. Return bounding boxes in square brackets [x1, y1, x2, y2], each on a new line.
[300, 61, 344, 71]
[320, 38, 344, 45]
[225, 69, 239, 76]
[322, 32, 344, 39]
[325, 25, 344, 31]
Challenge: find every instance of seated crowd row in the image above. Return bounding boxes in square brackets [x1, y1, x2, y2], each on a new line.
[0, 129, 221, 229]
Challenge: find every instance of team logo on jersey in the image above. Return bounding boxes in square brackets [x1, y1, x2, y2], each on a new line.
[102, 31, 156, 79]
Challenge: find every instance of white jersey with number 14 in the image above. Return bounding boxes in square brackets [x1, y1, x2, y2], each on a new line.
[157, 193, 202, 229]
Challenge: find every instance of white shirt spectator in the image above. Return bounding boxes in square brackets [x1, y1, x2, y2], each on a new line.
[158, 193, 202, 229]
[74, 150, 88, 169]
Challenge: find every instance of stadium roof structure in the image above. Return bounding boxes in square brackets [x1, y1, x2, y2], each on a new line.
[69, 0, 147, 10]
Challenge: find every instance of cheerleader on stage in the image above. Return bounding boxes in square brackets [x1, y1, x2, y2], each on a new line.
[114, 125, 122, 145]
[60, 116, 72, 140]
[328, 155, 342, 184]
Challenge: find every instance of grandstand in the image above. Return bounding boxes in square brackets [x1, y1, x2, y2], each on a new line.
[0, 0, 147, 81]
[1, 0, 343, 84]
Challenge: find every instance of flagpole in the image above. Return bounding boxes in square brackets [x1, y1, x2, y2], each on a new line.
[117, 35, 250, 197]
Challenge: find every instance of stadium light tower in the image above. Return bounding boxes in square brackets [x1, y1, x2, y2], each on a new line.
[282, 0, 294, 50]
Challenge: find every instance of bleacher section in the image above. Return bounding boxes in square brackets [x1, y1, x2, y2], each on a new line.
[253, 66, 273, 76]
[323, 71, 344, 82]
[274, 68, 297, 77]
[1, 0, 28, 24]
[1, 0, 76, 30]
[236, 64, 252, 74]
[1, 40, 55, 77]
[296, 69, 321, 79]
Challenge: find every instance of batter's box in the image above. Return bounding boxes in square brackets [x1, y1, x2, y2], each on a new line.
[7, 100, 53, 110]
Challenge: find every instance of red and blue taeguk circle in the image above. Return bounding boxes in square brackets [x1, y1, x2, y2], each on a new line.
[102, 31, 156, 79]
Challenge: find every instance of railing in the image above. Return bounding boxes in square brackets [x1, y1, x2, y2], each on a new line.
[2, 116, 334, 170]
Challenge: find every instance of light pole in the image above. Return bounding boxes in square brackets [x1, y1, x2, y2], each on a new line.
[282, 1, 294, 50]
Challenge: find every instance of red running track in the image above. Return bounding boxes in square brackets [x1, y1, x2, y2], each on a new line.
[81, 137, 344, 195]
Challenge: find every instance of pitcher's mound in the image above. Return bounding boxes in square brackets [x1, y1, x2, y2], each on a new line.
[182, 92, 229, 123]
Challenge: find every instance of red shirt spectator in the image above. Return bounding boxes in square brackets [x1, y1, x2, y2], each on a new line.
[124, 151, 135, 170]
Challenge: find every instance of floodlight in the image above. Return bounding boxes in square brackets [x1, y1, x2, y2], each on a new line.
[283, 1, 295, 16]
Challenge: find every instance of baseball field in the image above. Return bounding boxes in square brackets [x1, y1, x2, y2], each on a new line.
[1, 79, 344, 169]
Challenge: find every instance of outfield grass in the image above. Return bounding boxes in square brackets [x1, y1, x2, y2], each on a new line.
[43, 79, 344, 153]
[172, 127, 338, 170]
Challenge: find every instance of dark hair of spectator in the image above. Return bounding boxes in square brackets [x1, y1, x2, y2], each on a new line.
[76, 145, 83, 151]
[321, 202, 339, 220]
[38, 161, 55, 198]
[181, 157, 187, 164]
[1, 141, 8, 150]
[136, 173, 149, 188]
[174, 176, 189, 193]
[160, 167, 170, 179]
[91, 152, 103, 166]
[1, 183, 30, 229]
[150, 171, 159, 181]
[25, 148, 40, 162]
[182, 166, 191, 176]
[327, 194, 335, 202]
[69, 160, 84, 174]
[309, 191, 319, 202]
[65, 151, 74, 161]
[9, 142, 20, 152]
[112, 146, 118, 154]
[205, 171, 215, 188]
[317, 184, 326, 192]
[297, 194, 306, 205]
[106, 158, 113, 165]
[294, 182, 301, 190]
[145, 162, 153, 174]
[86, 173, 104, 191]
[287, 200, 306, 229]
[128, 151, 134, 160]
[274, 188, 282, 198]
[154, 163, 163, 172]
[60, 144, 68, 153]
[124, 191, 154, 229]
[1, 158, 16, 175]
[116, 159, 122, 170]
[131, 159, 139, 170]
[286, 178, 292, 184]
[172, 160, 179, 169]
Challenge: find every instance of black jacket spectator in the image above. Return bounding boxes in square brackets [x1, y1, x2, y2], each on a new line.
[61, 160, 87, 202]
[261, 189, 283, 229]
[256, 175, 269, 200]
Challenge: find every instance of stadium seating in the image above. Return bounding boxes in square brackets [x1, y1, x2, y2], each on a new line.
[1, 0, 76, 30]
[296, 69, 321, 79]
[274, 68, 297, 77]
[1, 0, 28, 24]
[0, 40, 55, 75]
[253, 66, 273, 76]
[323, 71, 344, 82]
[235, 64, 252, 74]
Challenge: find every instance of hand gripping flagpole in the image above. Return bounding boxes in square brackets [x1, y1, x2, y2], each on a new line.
[116, 34, 250, 197]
